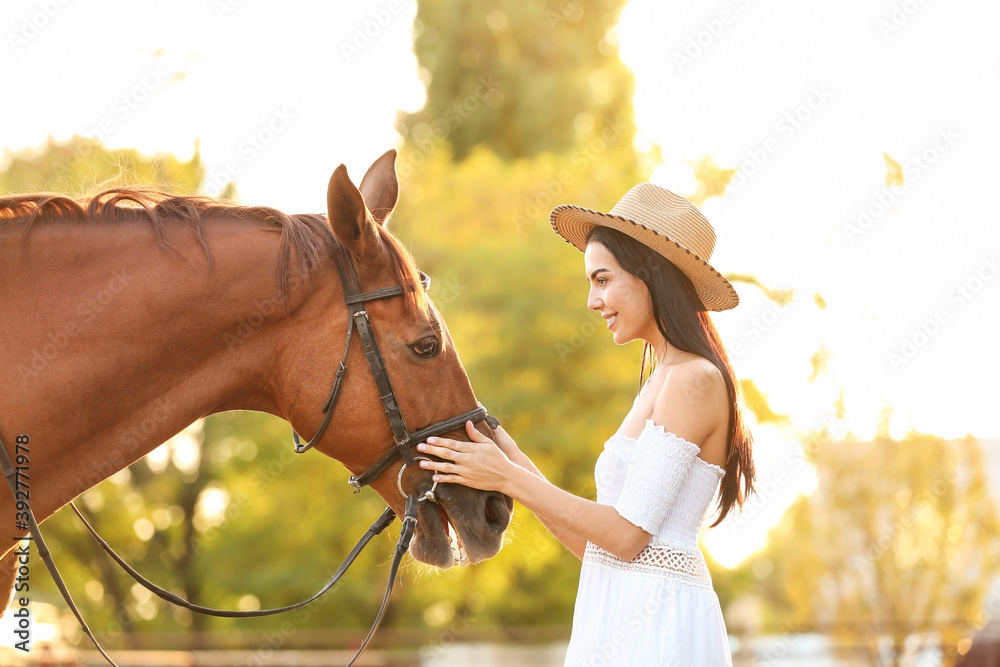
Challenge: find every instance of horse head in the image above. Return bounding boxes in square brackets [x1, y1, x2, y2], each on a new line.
[287, 149, 512, 568]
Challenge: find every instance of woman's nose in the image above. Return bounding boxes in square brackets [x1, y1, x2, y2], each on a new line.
[587, 288, 602, 311]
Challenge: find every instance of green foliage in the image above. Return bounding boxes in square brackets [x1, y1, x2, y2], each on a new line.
[753, 431, 1000, 666]
[0, 135, 203, 197]
[740, 379, 791, 425]
[399, 0, 636, 160]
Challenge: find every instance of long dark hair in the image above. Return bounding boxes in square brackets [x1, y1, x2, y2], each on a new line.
[586, 226, 755, 526]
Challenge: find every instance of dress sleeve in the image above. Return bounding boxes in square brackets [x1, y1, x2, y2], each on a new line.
[613, 421, 701, 534]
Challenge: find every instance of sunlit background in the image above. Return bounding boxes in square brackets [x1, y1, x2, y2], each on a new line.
[7, 0, 997, 438]
[3, 0, 999, 664]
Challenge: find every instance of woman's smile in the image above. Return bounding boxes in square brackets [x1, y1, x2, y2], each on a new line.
[585, 241, 660, 348]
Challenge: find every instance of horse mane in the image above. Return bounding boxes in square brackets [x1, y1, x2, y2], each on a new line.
[0, 188, 426, 312]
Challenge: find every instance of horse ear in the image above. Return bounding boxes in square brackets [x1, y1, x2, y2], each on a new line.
[358, 148, 399, 226]
[327, 164, 379, 258]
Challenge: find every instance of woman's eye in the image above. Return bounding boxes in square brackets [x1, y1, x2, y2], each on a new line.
[597, 278, 607, 287]
[412, 338, 439, 357]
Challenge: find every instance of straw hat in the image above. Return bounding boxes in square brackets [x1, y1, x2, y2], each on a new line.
[549, 183, 739, 311]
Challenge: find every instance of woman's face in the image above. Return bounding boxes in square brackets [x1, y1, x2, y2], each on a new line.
[584, 240, 658, 347]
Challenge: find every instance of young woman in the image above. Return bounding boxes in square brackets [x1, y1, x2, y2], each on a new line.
[416, 183, 755, 665]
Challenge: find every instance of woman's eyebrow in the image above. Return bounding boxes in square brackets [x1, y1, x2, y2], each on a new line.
[589, 268, 611, 280]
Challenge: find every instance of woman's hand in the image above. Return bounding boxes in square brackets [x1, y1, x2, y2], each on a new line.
[491, 424, 521, 458]
[416, 421, 516, 493]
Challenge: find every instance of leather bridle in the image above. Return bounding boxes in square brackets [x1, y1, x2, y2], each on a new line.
[292, 242, 496, 499]
[0, 241, 498, 666]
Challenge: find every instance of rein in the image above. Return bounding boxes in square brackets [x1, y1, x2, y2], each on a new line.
[0, 243, 498, 666]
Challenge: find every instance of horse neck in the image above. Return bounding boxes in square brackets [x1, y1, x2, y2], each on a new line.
[0, 217, 323, 518]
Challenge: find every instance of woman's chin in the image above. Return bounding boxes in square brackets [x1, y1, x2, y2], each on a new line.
[610, 328, 642, 347]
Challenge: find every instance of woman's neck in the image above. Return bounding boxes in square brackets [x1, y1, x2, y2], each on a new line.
[651, 339, 696, 368]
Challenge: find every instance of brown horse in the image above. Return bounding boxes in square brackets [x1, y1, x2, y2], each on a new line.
[0, 149, 512, 614]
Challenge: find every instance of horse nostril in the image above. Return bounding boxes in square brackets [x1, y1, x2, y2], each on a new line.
[484, 494, 509, 530]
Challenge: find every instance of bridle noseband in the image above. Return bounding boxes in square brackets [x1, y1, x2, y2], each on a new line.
[0, 243, 499, 667]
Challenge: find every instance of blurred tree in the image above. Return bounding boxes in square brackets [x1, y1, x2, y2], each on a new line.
[398, 0, 636, 161]
[0, 135, 203, 196]
[754, 426, 1000, 667]
[390, 0, 787, 625]
[686, 155, 737, 207]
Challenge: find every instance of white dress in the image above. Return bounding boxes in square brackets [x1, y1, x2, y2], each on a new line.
[563, 419, 733, 666]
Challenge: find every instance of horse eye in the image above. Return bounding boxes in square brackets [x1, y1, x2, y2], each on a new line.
[411, 337, 439, 357]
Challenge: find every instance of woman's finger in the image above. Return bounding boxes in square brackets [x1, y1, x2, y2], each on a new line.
[418, 460, 464, 484]
[429, 472, 464, 485]
[466, 420, 490, 442]
[427, 463, 479, 484]
[415, 441, 459, 459]
[421, 435, 467, 452]
[419, 458, 452, 473]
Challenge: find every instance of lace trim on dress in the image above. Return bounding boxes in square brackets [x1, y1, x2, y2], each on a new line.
[584, 540, 713, 589]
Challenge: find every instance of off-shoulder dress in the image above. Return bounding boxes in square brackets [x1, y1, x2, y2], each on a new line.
[563, 419, 732, 666]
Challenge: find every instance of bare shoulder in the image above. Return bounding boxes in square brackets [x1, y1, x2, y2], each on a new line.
[665, 358, 726, 400]
[650, 358, 728, 446]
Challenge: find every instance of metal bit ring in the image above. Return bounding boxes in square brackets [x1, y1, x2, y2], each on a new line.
[398, 456, 439, 503]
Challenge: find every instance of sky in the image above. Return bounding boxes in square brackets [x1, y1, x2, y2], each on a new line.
[2, 0, 999, 567]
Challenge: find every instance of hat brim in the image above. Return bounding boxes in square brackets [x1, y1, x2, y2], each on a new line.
[549, 204, 739, 312]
